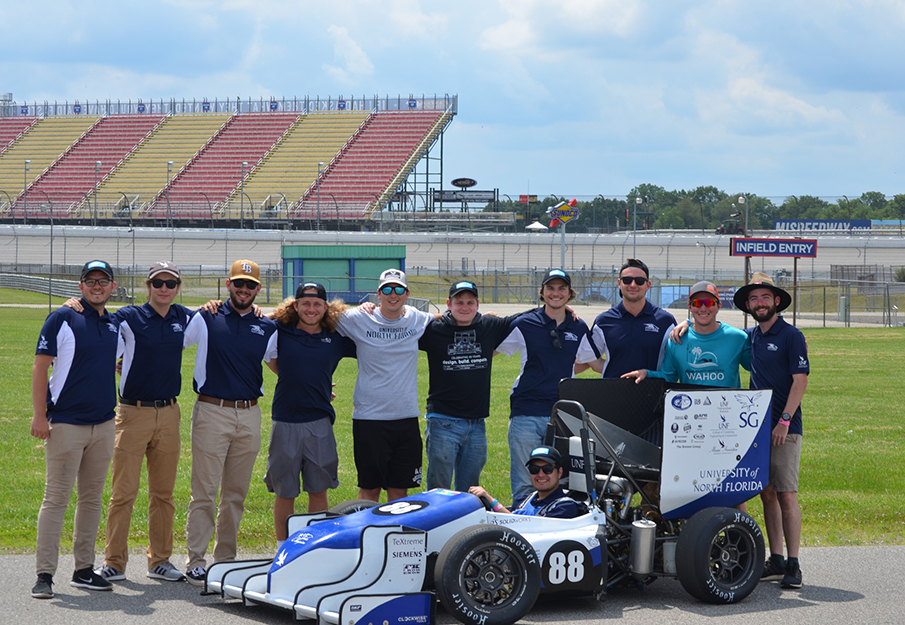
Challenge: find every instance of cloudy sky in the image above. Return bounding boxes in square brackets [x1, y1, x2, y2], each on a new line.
[2, 0, 903, 199]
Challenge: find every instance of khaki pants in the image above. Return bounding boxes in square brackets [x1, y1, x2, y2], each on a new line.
[185, 400, 261, 570]
[104, 402, 181, 571]
[36, 420, 115, 576]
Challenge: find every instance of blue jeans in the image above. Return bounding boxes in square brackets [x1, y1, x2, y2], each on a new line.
[508, 415, 549, 507]
[424, 414, 487, 492]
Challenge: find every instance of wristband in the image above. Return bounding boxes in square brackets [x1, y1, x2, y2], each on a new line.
[491, 499, 503, 512]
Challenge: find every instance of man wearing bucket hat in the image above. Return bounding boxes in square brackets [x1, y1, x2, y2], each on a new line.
[734, 272, 809, 590]
[621, 281, 750, 387]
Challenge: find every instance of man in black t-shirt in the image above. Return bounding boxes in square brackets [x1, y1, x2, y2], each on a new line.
[419, 281, 521, 491]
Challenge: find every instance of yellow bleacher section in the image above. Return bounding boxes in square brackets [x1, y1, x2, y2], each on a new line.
[222, 111, 371, 215]
[87, 114, 231, 214]
[0, 116, 99, 201]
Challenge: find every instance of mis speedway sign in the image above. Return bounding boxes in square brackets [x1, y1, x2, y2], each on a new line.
[730, 237, 817, 258]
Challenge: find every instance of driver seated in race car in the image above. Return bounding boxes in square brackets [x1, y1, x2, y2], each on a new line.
[469, 447, 587, 519]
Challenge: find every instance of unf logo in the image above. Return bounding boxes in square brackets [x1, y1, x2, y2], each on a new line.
[240, 262, 253, 274]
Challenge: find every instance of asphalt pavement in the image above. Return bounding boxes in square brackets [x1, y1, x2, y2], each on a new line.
[12, 546, 905, 624]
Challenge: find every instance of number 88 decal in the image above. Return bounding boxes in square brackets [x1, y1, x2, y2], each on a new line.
[542, 541, 597, 590]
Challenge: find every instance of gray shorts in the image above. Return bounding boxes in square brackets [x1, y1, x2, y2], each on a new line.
[263, 419, 339, 498]
[769, 433, 801, 493]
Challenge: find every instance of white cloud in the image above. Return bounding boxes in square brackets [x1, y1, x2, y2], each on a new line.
[322, 25, 375, 84]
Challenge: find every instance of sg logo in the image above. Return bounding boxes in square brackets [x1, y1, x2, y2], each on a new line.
[738, 411, 760, 428]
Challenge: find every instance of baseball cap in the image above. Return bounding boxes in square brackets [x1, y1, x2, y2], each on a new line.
[296, 282, 327, 301]
[378, 268, 407, 289]
[148, 261, 180, 280]
[229, 259, 261, 284]
[449, 280, 479, 298]
[80, 260, 114, 281]
[620, 258, 650, 278]
[526, 446, 563, 467]
[541, 269, 571, 287]
[689, 281, 719, 300]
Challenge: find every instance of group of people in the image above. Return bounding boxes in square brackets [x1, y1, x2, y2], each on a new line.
[29, 255, 809, 600]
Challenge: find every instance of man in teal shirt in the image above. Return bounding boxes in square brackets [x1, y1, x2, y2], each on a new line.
[622, 281, 749, 387]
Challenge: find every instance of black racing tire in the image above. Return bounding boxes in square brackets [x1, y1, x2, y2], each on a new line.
[675, 507, 765, 604]
[434, 525, 541, 625]
[328, 499, 378, 515]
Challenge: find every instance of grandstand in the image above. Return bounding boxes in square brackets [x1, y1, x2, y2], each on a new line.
[0, 95, 467, 229]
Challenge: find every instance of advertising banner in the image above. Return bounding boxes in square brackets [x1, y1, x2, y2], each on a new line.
[659, 389, 772, 519]
[730, 238, 817, 258]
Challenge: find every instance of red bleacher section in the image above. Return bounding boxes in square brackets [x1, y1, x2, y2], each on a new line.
[0, 117, 36, 152]
[24, 116, 164, 212]
[297, 110, 445, 217]
[153, 113, 300, 215]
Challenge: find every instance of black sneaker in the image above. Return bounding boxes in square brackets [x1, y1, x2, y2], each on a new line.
[760, 557, 786, 582]
[31, 573, 54, 599]
[781, 561, 803, 589]
[70, 567, 114, 591]
[185, 566, 206, 587]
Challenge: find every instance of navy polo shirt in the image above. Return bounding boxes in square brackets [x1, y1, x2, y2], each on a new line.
[577, 301, 676, 378]
[496, 308, 590, 417]
[748, 316, 809, 435]
[35, 299, 120, 426]
[271, 322, 356, 424]
[183, 299, 278, 400]
[114, 302, 194, 401]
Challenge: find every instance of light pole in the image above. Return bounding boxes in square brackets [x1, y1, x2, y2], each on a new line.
[241, 192, 255, 230]
[316, 161, 324, 231]
[633, 196, 642, 258]
[24, 160, 30, 224]
[696, 241, 707, 279]
[737, 195, 750, 327]
[94, 161, 101, 226]
[35, 189, 53, 312]
[166, 161, 174, 228]
[240, 161, 248, 230]
[120, 191, 135, 301]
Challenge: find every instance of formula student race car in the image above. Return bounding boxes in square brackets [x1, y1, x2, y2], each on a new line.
[205, 379, 773, 625]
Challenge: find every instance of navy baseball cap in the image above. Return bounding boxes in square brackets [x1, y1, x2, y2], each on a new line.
[80, 260, 114, 281]
[541, 269, 571, 287]
[526, 446, 563, 467]
[296, 282, 327, 301]
[449, 280, 479, 298]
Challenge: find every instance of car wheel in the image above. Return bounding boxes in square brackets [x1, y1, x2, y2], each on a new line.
[328, 499, 378, 515]
[434, 525, 540, 625]
[675, 507, 765, 604]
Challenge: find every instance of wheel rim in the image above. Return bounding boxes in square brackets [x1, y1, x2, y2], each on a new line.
[459, 545, 525, 608]
[707, 525, 757, 588]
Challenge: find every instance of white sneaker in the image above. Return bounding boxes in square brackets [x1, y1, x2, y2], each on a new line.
[148, 561, 186, 582]
[94, 563, 126, 582]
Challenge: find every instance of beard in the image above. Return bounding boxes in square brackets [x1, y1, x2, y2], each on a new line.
[750, 302, 777, 323]
[229, 290, 257, 312]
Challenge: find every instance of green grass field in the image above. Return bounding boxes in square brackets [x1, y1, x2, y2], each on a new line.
[0, 306, 902, 559]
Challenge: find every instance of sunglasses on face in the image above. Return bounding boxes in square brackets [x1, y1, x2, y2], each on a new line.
[549, 328, 562, 349]
[690, 298, 718, 308]
[528, 464, 556, 475]
[82, 278, 111, 287]
[231, 279, 257, 289]
[380, 286, 407, 295]
[619, 276, 648, 286]
[151, 279, 179, 289]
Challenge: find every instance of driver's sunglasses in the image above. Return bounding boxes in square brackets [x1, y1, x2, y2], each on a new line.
[151, 279, 180, 289]
[549, 328, 562, 350]
[619, 276, 648, 286]
[528, 464, 556, 475]
[231, 279, 257, 289]
[690, 298, 718, 308]
[82, 278, 112, 287]
[380, 286, 407, 295]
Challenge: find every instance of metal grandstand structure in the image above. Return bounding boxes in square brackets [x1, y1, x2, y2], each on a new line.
[0, 94, 514, 231]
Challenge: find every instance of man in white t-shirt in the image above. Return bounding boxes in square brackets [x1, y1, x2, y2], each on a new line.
[336, 269, 433, 502]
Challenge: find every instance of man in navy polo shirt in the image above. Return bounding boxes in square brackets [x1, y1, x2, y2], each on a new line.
[30, 260, 121, 599]
[576, 258, 676, 377]
[182, 259, 278, 586]
[735, 272, 809, 590]
[88, 261, 192, 584]
[495, 269, 592, 507]
[266, 282, 356, 549]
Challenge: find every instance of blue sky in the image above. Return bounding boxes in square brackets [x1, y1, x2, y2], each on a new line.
[2, 0, 903, 199]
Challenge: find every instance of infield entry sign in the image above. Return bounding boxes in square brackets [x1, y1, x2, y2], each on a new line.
[730, 237, 817, 258]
